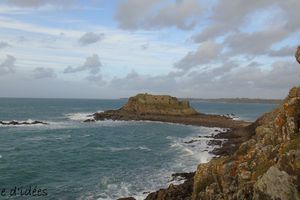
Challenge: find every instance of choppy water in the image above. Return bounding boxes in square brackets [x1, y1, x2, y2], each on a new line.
[0, 98, 276, 200]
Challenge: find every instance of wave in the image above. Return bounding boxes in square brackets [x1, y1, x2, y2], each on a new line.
[65, 112, 95, 121]
[78, 181, 147, 200]
[168, 127, 228, 172]
[223, 113, 241, 121]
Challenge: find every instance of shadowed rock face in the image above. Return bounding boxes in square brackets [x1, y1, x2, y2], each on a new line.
[296, 46, 300, 64]
[121, 93, 198, 115]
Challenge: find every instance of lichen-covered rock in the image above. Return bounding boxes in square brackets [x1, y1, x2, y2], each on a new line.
[121, 93, 198, 115]
[192, 86, 300, 200]
[295, 46, 300, 64]
[253, 166, 299, 200]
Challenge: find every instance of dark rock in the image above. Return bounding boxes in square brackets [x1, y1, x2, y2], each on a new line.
[171, 172, 195, 181]
[295, 46, 300, 64]
[184, 139, 199, 144]
[83, 119, 95, 122]
[0, 120, 48, 126]
[117, 198, 136, 200]
[207, 139, 222, 146]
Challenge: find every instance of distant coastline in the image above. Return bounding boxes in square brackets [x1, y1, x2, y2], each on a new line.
[183, 98, 282, 104]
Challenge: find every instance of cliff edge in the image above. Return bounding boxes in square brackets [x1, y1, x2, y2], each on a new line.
[192, 86, 300, 200]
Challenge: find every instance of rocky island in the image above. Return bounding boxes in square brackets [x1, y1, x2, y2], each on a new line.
[86, 93, 249, 129]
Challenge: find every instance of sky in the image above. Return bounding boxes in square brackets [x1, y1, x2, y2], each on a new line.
[0, 0, 299, 99]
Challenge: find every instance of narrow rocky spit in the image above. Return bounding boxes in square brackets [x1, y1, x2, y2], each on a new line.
[0, 120, 48, 126]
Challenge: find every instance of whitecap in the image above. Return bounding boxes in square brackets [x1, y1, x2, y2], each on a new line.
[65, 112, 94, 121]
[109, 147, 132, 152]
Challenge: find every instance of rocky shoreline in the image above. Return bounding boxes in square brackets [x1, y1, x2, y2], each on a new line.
[117, 86, 300, 200]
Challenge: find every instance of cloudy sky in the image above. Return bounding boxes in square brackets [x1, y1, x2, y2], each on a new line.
[0, 0, 299, 99]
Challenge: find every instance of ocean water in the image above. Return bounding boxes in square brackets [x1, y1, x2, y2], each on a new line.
[0, 98, 277, 200]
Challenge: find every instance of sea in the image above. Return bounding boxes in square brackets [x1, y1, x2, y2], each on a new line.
[0, 98, 277, 200]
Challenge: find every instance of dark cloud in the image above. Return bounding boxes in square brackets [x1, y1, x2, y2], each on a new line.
[192, 1, 270, 43]
[64, 54, 102, 74]
[224, 26, 288, 55]
[107, 60, 299, 98]
[32, 67, 56, 79]
[0, 55, 16, 75]
[174, 41, 222, 70]
[109, 70, 177, 93]
[115, 0, 202, 30]
[192, 0, 300, 43]
[0, 42, 11, 50]
[269, 46, 296, 57]
[78, 32, 104, 46]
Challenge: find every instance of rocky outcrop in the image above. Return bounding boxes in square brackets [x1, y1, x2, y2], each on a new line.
[121, 93, 197, 115]
[0, 120, 48, 126]
[145, 173, 195, 200]
[191, 87, 300, 200]
[89, 93, 249, 129]
[296, 46, 300, 64]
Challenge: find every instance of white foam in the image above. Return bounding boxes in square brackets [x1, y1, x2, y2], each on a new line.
[223, 114, 241, 121]
[137, 146, 151, 151]
[168, 126, 228, 172]
[65, 112, 94, 121]
[109, 147, 132, 152]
